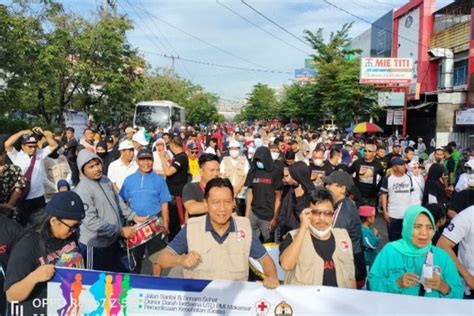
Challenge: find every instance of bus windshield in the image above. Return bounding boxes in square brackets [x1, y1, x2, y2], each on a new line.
[134, 105, 170, 128]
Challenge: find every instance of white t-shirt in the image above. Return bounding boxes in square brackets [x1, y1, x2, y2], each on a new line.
[107, 158, 138, 190]
[7, 147, 52, 199]
[380, 174, 413, 219]
[442, 206, 474, 277]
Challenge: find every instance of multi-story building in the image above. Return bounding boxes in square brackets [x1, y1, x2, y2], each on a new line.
[349, 0, 474, 150]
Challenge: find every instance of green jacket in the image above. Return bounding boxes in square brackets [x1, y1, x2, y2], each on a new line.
[368, 243, 463, 298]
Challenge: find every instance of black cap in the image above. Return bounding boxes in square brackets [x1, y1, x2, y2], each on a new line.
[46, 191, 85, 220]
[322, 170, 354, 190]
[137, 148, 153, 159]
[21, 134, 38, 144]
[390, 157, 406, 167]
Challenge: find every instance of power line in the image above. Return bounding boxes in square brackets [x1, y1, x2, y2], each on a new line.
[323, 0, 430, 50]
[142, 51, 292, 75]
[240, 0, 312, 48]
[131, 0, 195, 79]
[131, 3, 288, 73]
[216, 0, 310, 56]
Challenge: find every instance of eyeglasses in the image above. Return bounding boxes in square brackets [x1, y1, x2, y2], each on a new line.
[310, 209, 335, 217]
[58, 219, 80, 233]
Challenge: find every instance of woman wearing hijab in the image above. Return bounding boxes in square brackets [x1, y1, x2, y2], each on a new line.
[407, 160, 424, 205]
[95, 141, 110, 174]
[422, 163, 447, 206]
[152, 138, 168, 177]
[279, 161, 315, 236]
[368, 205, 463, 298]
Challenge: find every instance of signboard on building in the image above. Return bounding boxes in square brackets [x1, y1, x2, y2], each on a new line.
[378, 92, 405, 107]
[360, 57, 413, 84]
[456, 108, 474, 125]
[386, 109, 394, 125]
[294, 68, 316, 82]
[393, 110, 404, 125]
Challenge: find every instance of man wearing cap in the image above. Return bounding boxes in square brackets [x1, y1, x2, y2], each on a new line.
[75, 149, 147, 272]
[322, 170, 366, 289]
[120, 148, 171, 273]
[380, 157, 414, 241]
[383, 142, 402, 168]
[132, 129, 149, 154]
[124, 127, 136, 140]
[417, 138, 426, 155]
[220, 141, 250, 216]
[187, 142, 200, 182]
[4, 128, 58, 226]
[108, 140, 138, 192]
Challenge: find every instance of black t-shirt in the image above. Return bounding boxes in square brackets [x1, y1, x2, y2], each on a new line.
[449, 188, 474, 213]
[308, 164, 326, 184]
[166, 152, 190, 196]
[246, 169, 283, 221]
[0, 215, 24, 315]
[182, 182, 205, 219]
[279, 233, 337, 287]
[349, 159, 385, 198]
[5, 230, 83, 316]
[322, 162, 338, 176]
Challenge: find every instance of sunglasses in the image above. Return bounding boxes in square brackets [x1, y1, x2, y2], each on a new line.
[58, 219, 80, 233]
[310, 209, 335, 217]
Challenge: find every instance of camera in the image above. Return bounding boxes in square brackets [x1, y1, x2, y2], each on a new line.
[32, 128, 44, 140]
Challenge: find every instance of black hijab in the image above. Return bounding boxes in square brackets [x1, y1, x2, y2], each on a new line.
[423, 163, 447, 206]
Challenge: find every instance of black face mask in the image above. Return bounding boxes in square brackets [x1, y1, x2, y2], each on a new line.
[49, 152, 60, 159]
[97, 152, 107, 158]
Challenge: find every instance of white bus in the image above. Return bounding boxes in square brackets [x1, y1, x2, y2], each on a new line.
[133, 100, 185, 131]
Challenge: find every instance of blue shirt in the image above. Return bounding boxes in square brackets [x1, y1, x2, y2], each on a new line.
[168, 215, 267, 260]
[120, 171, 171, 216]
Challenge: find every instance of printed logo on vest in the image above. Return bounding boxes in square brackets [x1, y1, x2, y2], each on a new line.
[236, 229, 246, 241]
[340, 240, 350, 251]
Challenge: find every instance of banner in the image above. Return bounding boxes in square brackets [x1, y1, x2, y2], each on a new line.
[40, 268, 474, 316]
[63, 110, 89, 140]
[360, 57, 413, 84]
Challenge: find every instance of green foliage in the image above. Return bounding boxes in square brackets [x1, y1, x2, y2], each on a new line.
[137, 69, 222, 125]
[238, 83, 278, 121]
[0, 1, 145, 123]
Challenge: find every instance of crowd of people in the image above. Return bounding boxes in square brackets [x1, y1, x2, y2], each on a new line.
[0, 121, 473, 314]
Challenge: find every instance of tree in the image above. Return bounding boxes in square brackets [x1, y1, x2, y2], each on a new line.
[0, 1, 145, 123]
[303, 23, 380, 127]
[238, 83, 278, 121]
[138, 69, 222, 125]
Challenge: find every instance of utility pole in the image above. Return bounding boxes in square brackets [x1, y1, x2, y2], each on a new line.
[101, 0, 117, 18]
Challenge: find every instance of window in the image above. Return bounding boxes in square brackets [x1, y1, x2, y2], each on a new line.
[453, 59, 468, 86]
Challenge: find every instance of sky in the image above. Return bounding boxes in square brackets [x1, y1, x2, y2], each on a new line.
[4, 0, 455, 101]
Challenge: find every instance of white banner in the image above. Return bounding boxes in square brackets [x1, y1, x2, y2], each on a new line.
[386, 110, 394, 125]
[38, 268, 474, 316]
[360, 57, 413, 84]
[63, 110, 89, 140]
[393, 110, 404, 125]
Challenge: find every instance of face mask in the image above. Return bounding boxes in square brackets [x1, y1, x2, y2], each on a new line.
[271, 152, 280, 161]
[97, 152, 107, 158]
[337, 158, 342, 164]
[309, 224, 331, 238]
[256, 161, 264, 169]
[313, 159, 323, 167]
[229, 150, 239, 158]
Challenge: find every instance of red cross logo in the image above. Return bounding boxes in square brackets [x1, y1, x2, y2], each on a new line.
[255, 299, 270, 314]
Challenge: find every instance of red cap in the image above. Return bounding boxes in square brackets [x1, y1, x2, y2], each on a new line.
[359, 205, 375, 217]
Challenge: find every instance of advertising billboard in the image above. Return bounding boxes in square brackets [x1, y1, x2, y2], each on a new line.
[360, 57, 414, 84]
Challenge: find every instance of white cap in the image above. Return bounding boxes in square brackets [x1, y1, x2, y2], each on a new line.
[132, 131, 149, 146]
[118, 140, 134, 151]
[465, 159, 474, 170]
[228, 140, 240, 148]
